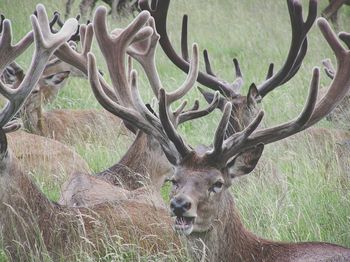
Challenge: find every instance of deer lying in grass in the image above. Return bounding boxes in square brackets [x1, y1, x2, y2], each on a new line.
[0, 6, 182, 261]
[0, 14, 132, 145]
[130, 0, 350, 260]
[0, 14, 90, 181]
[147, 0, 350, 178]
[57, 17, 218, 207]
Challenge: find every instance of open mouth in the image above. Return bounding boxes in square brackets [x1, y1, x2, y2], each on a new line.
[174, 216, 195, 235]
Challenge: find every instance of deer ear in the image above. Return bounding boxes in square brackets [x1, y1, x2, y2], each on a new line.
[42, 71, 70, 86]
[198, 86, 227, 111]
[247, 83, 261, 106]
[225, 144, 264, 179]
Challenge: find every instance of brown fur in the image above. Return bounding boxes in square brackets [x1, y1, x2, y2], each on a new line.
[60, 131, 172, 208]
[7, 130, 90, 182]
[169, 158, 350, 261]
[0, 148, 182, 261]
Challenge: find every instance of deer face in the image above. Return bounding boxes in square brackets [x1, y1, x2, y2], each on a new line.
[169, 166, 225, 235]
[169, 145, 264, 235]
[199, 83, 261, 136]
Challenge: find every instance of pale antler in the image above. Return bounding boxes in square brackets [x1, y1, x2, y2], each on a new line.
[0, 4, 78, 127]
[124, 16, 218, 126]
[87, 7, 220, 164]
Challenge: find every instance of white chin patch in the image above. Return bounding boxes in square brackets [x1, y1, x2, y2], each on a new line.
[174, 216, 195, 235]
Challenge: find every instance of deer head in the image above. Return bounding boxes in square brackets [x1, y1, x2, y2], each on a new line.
[86, 5, 350, 243]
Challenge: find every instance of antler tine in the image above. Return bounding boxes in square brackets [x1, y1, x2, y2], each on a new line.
[322, 58, 335, 79]
[203, 49, 216, 77]
[54, 23, 118, 102]
[159, 88, 192, 158]
[204, 63, 320, 166]
[305, 18, 350, 126]
[0, 19, 33, 72]
[266, 63, 274, 80]
[207, 102, 232, 159]
[257, 0, 317, 97]
[93, 7, 151, 107]
[181, 15, 189, 62]
[126, 19, 207, 127]
[88, 52, 180, 164]
[140, 0, 238, 97]
[0, 4, 78, 127]
[177, 93, 219, 125]
[215, 67, 319, 164]
[129, 69, 164, 131]
[166, 43, 199, 104]
[126, 16, 162, 97]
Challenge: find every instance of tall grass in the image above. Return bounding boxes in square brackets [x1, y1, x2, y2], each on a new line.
[1, 0, 350, 260]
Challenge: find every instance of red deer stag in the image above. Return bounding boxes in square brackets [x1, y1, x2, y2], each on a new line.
[0, 5, 181, 261]
[143, 0, 350, 177]
[78, 1, 350, 261]
[56, 16, 218, 207]
[0, 11, 90, 182]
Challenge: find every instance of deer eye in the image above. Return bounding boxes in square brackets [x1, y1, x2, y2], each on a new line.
[167, 178, 179, 189]
[209, 180, 223, 193]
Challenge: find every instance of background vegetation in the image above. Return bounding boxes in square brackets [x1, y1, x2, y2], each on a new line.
[1, 0, 350, 260]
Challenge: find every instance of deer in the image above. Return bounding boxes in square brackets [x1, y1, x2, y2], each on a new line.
[322, 0, 350, 30]
[0, 12, 90, 184]
[3, 3, 350, 261]
[56, 15, 218, 207]
[0, 6, 183, 261]
[143, 0, 350, 180]
[65, 0, 140, 21]
[0, 15, 132, 146]
[116, 0, 350, 260]
[88, 7, 350, 262]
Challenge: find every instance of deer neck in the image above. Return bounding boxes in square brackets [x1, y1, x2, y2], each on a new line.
[21, 98, 46, 136]
[186, 191, 276, 261]
[98, 131, 172, 192]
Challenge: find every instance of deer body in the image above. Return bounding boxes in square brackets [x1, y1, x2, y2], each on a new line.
[0, 148, 179, 260]
[183, 185, 350, 261]
[7, 130, 90, 179]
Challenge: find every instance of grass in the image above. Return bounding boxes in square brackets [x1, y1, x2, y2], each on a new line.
[1, 0, 350, 260]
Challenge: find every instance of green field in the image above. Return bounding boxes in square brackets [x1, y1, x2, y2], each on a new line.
[1, 0, 350, 260]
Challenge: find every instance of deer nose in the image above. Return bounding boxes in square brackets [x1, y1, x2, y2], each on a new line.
[170, 196, 192, 216]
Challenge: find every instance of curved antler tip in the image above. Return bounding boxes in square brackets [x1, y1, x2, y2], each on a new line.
[312, 66, 320, 75]
[35, 4, 47, 16]
[338, 31, 350, 39]
[224, 101, 232, 112]
[316, 17, 329, 28]
[258, 110, 265, 118]
[2, 19, 11, 28]
[192, 43, 199, 52]
[138, 10, 151, 20]
[94, 6, 108, 17]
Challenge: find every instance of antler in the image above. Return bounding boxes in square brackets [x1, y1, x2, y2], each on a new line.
[256, 0, 317, 97]
[87, 7, 220, 164]
[124, 16, 218, 126]
[198, 18, 350, 166]
[139, 0, 317, 99]
[0, 17, 33, 73]
[0, 4, 78, 127]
